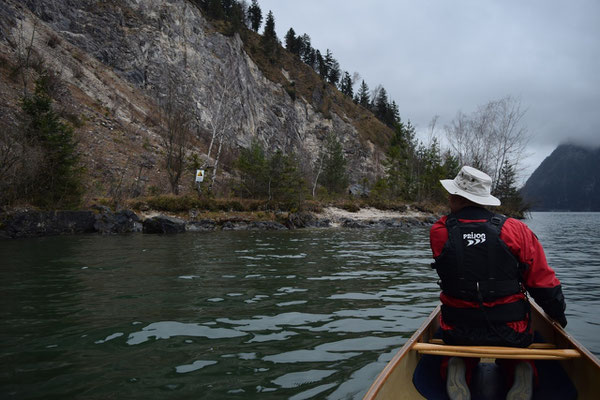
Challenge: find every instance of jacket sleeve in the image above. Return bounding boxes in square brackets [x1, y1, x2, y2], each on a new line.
[430, 216, 448, 259]
[501, 218, 567, 327]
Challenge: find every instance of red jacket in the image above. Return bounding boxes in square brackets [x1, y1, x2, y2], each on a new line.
[430, 207, 567, 344]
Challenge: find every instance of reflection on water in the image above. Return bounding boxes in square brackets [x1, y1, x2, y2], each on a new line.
[1, 213, 599, 399]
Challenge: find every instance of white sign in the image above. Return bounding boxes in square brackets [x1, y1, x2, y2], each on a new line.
[195, 169, 205, 183]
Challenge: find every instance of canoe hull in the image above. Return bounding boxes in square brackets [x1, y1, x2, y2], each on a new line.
[363, 301, 600, 400]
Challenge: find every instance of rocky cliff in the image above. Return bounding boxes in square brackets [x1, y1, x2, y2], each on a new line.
[0, 0, 391, 199]
[520, 143, 600, 211]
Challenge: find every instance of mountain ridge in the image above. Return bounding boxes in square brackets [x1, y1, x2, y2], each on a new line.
[521, 143, 600, 211]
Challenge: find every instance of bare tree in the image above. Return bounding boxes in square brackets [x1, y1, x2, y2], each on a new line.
[196, 56, 239, 190]
[157, 74, 193, 195]
[311, 150, 325, 198]
[0, 121, 23, 203]
[0, 124, 21, 180]
[16, 19, 38, 96]
[427, 115, 440, 145]
[444, 96, 530, 189]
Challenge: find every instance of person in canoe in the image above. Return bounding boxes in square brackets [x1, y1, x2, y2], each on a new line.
[429, 166, 568, 400]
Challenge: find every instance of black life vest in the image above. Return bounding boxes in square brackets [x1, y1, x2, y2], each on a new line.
[432, 210, 529, 326]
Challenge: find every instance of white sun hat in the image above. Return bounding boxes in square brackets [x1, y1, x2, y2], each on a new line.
[440, 166, 501, 206]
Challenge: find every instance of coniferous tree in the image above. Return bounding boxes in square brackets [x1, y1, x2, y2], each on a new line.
[263, 10, 276, 40]
[268, 150, 306, 207]
[295, 33, 306, 58]
[299, 34, 315, 66]
[225, 1, 245, 35]
[261, 10, 278, 59]
[321, 133, 348, 194]
[495, 160, 518, 199]
[192, 0, 208, 12]
[284, 28, 301, 55]
[328, 59, 341, 85]
[415, 137, 445, 201]
[374, 87, 389, 121]
[494, 159, 524, 214]
[236, 141, 307, 207]
[315, 50, 326, 79]
[385, 120, 417, 199]
[248, 0, 262, 32]
[390, 101, 400, 125]
[221, 0, 235, 17]
[355, 80, 370, 108]
[322, 49, 334, 80]
[442, 151, 460, 179]
[21, 74, 82, 208]
[339, 71, 353, 97]
[236, 140, 269, 198]
[206, 0, 225, 20]
[304, 47, 316, 69]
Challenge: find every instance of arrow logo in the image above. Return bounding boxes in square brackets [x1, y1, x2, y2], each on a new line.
[466, 237, 486, 247]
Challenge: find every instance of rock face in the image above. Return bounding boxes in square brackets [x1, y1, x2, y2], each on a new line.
[1, 0, 387, 196]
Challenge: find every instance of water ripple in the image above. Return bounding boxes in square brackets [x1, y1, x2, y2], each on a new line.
[127, 321, 247, 345]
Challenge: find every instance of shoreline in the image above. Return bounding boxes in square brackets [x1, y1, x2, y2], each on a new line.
[316, 206, 432, 227]
[0, 206, 440, 239]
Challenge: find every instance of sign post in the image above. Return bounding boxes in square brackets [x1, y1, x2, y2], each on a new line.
[195, 169, 205, 183]
[195, 169, 205, 195]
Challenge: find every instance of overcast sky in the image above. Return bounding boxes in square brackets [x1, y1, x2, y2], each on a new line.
[258, 0, 599, 183]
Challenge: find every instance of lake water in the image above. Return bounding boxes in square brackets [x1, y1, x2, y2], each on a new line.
[1, 212, 599, 399]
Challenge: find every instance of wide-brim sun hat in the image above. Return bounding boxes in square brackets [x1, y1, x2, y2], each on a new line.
[440, 166, 501, 206]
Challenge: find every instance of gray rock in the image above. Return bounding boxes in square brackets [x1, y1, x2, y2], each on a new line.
[221, 220, 249, 231]
[143, 215, 186, 234]
[248, 221, 287, 231]
[379, 219, 405, 228]
[93, 207, 142, 234]
[287, 212, 330, 228]
[341, 219, 369, 229]
[186, 219, 216, 232]
[0, 210, 96, 238]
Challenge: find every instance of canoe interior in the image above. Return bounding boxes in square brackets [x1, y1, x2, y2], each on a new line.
[364, 302, 600, 400]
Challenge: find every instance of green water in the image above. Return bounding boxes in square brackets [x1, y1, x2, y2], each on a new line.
[1, 213, 599, 399]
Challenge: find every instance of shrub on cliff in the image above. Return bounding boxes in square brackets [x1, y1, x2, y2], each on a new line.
[234, 141, 308, 209]
[7, 73, 83, 209]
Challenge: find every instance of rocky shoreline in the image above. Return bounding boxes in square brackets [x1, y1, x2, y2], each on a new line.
[0, 206, 439, 239]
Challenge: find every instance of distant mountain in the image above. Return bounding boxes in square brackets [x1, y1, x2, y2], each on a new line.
[521, 144, 600, 211]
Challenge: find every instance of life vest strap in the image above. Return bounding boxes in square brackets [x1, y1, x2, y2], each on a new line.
[442, 299, 530, 324]
[440, 279, 522, 302]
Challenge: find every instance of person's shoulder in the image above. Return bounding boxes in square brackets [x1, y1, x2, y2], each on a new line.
[502, 216, 529, 230]
[500, 216, 535, 240]
[430, 215, 448, 233]
[433, 215, 448, 225]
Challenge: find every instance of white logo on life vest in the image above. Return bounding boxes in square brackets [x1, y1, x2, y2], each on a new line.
[463, 232, 486, 246]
